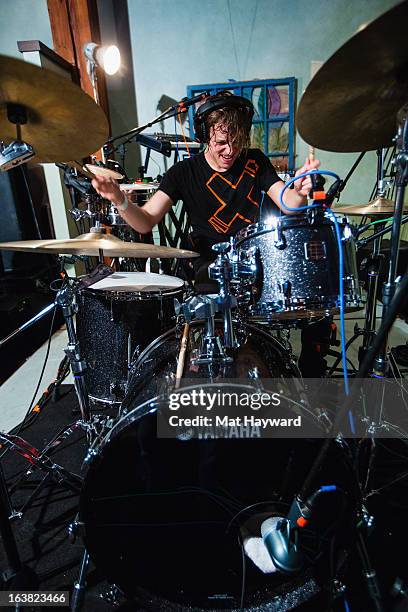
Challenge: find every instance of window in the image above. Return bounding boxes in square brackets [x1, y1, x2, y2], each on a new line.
[187, 78, 296, 174]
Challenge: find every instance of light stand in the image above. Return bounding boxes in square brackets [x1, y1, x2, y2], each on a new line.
[83, 42, 121, 165]
[83, 42, 120, 106]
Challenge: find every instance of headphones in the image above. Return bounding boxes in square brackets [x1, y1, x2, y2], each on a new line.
[193, 93, 254, 143]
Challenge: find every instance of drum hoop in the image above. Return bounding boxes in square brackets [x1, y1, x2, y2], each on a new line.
[132, 319, 301, 375]
[90, 380, 281, 462]
[234, 216, 339, 247]
[80, 285, 184, 300]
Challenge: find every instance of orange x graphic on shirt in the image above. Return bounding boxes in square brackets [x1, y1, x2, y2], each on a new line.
[206, 159, 260, 233]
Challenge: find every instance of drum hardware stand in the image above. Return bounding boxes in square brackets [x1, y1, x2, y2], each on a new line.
[373, 108, 408, 377]
[54, 282, 90, 425]
[0, 431, 80, 599]
[286, 274, 408, 611]
[327, 209, 408, 377]
[175, 294, 232, 365]
[352, 147, 398, 367]
[208, 242, 238, 349]
[0, 433, 82, 496]
[53, 273, 115, 611]
[0, 461, 39, 594]
[327, 182, 408, 377]
[0, 302, 56, 350]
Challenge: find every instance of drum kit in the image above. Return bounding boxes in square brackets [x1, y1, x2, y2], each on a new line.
[1, 1, 408, 610]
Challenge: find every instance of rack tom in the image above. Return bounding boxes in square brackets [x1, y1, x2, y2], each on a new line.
[233, 214, 361, 322]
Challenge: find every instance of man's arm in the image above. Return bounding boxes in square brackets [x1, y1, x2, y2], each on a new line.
[91, 176, 173, 233]
[268, 156, 320, 213]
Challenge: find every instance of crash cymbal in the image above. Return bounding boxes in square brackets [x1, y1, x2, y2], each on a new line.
[0, 54, 109, 163]
[0, 232, 198, 259]
[297, 1, 408, 152]
[334, 197, 408, 217]
[85, 164, 124, 180]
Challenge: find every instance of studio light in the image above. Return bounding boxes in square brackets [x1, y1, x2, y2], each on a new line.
[83, 42, 121, 76]
[83, 42, 121, 108]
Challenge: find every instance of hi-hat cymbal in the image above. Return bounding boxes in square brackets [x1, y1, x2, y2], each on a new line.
[0, 233, 198, 259]
[334, 197, 408, 217]
[0, 54, 109, 163]
[85, 164, 124, 180]
[297, 1, 408, 152]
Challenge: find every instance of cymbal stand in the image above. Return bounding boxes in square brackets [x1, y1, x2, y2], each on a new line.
[54, 274, 109, 611]
[54, 281, 90, 426]
[357, 148, 394, 363]
[374, 107, 408, 376]
[327, 149, 399, 375]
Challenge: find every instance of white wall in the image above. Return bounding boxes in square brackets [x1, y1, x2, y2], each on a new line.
[0, 0, 52, 57]
[0, 0, 403, 209]
[126, 0, 400, 205]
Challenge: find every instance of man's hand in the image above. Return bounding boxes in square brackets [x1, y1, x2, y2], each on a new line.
[293, 156, 321, 197]
[91, 175, 123, 207]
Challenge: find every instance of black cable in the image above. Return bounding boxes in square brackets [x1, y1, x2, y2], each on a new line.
[239, 541, 246, 609]
[21, 165, 42, 239]
[0, 302, 58, 465]
[10, 304, 58, 437]
[16, 357, 70, 434]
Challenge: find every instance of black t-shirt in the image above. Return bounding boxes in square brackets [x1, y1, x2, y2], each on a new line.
[159, 148, 281, 243]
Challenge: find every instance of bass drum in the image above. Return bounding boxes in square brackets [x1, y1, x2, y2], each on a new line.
[80, 322, 350, 610]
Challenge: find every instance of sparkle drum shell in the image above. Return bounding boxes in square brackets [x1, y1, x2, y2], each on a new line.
[76, 272, 184, 405]
[234, 215, 361, 322]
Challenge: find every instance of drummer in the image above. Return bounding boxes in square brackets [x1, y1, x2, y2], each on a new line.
[92, 91, 318, 290]
[92, 92, 329, 376]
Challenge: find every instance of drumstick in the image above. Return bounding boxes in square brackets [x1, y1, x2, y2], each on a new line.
[67, 160, 96, 180]
[175, 323, 190, 389]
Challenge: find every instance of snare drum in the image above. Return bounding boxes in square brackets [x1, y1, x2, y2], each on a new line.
[234, 214, 361, 322]
[76, 272, 184, 405]
[108, 183, 158, 226]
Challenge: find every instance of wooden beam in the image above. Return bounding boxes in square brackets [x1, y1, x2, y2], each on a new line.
[47, 0, 110, 126]
[46, 0, 76, 66]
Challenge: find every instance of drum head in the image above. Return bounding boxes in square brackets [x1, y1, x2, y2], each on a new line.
[80, 324, 352, 608]
[80, 389, 331, 609]
[89, 271, 184, 293]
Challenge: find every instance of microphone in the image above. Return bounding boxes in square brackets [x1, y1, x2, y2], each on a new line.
[56, 163, 94, 196]
[308, 172, 326, 202]
[176, 91, 211, 112]
[325, 178, 343, 208]
[261, 485, 337, 574]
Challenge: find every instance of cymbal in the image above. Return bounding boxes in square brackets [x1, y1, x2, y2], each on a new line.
[0, 233, 199, 259]
[85, 164, 124, 180]
[334, 197, 408, 217]
[297, 1, 408, 152]
[119, 183, 159, 191]
[0, 54, 109, 163]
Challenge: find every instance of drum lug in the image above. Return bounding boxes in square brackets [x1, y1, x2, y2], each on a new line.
[330, 579, 347, 601]
[68, 518, 84, 543]
[100, 584, 124, 606]
[274, 225, 286, 249]
[83, 446, 100, 465]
